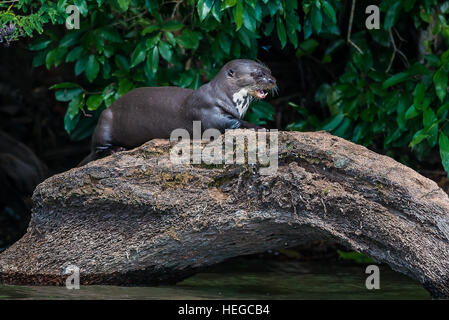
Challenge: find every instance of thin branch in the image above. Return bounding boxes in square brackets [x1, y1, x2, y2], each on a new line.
[347, 0, 363, 54]
[393, 27, 406, 42]
[109, 11, 147, 27]
[171, 0, 183, 18]
[386, 28, 409, 73]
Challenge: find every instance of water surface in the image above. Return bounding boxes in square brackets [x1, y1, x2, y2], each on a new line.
[0, 259, 430, 300]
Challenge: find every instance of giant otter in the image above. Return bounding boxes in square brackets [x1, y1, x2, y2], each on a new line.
[79, 59, 277, 165]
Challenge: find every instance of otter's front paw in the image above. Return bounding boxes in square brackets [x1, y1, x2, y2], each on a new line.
[227, 118, 242, 129]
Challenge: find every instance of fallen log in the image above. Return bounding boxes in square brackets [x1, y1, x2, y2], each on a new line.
[1, 130, 449, 298]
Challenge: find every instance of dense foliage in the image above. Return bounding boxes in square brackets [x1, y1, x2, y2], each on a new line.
[1, 0, 449, 174]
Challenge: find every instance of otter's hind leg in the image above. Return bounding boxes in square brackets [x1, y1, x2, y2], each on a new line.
[91, 109, 127, 159]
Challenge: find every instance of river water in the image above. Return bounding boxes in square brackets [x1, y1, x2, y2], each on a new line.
[0, 258, 429, 300]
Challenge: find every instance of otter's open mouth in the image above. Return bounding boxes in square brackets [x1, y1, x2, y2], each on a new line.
[249, 89, 269, 99]
[255, 89, 268, 99]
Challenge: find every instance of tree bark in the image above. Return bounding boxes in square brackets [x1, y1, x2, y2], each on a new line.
[1, 130, 449, 298]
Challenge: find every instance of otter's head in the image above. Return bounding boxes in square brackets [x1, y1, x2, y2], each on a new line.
[217, 59, 277, 117]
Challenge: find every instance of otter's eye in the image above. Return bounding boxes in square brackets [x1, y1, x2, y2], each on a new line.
[227, 69, 235, 77]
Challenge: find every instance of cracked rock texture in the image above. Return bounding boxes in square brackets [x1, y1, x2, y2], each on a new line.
[1, 130, 449, 298]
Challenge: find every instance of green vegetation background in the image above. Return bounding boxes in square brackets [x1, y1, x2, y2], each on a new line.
[2, 0, 449, 175]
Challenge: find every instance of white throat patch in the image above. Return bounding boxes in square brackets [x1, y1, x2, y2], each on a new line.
[232, 88, 251, 118]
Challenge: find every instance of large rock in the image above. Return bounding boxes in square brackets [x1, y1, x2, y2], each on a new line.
[1, 130, 449, 297]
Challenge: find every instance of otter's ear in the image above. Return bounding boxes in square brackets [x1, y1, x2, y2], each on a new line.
[227, 69, 235, 77]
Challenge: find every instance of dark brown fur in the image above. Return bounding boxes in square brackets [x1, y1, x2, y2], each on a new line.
[79, 59, 276, 166]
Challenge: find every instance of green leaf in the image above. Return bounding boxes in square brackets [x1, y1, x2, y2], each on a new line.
[245, 100, 275, 125]
[50, 82, 81, 90]
[68, 108, 101, 141]
[86, 55, 100, 82]
[405, 104, 419, 119]
[384, 2, 401, 30]
[264, 18, 275, 36]
[439, 132, 449, 177]
[66, 46, 84, 62]
[117, 0, 130, 11]
[407, 62, 431, 76]
[441, 49, 449, 65]
[413, 83, 427, 110]
[285, 13, 300, 48]
[192, 72, 201, 89]
[165, 32, 177, 46]
[198, 0, 214, 21]
[322, 114, 344, 131]
[423, 107, 437, 128]
[423, 108, 438, 147]
[115, 55, 130, 72]
[285, 0, 298, 11]
[321, 1, 337, 23]
[383, 72, 409, 89]
[211, 0, 221, 21]
[66, 93, 84, 120]
[231, 39, 241, 56]
[146, 46, 159, 75]
[218, 32, 231, 55]
[177, 70, 195, 88]
[86, 95, 103, 111]
[46, 47, 68, 69]
[60, 31, 80, 47]
[424, 54, 440, 67]
[221, 0, 236, 10]
[118, 78, 134, 95]
[99, 27, 123, 43]
[32, 51, 47, 67]
[396, 95, 408, 129]
[437, 102, 449, 117]
[353, 51, 373, 72]
[384, 128, 403, 146]
[142, 25, 159, 35]
[74, 0, 88, 16]
[311, 5, 323, 33]
[102, 84, 115, 100]
[158, 41, 173, 62]
[160, 20, 184, 31]
[409, 129, 429, 148]
[103, 59, 111, 79]
[177, 30, 200, 49]
[276, 15, 287, 48]
[237, 27, 252, 48]
[334, 118, 351, 137]
[64, 112, 80, 135]
[403, 0, 416, 12]
[297, 39, 319, 57]
[130, 43, 146, 67]
[243, 7, 257, 32]
[266, 0, 280, 16]
[146, 32, 161, 49]
[75, 55, 88, 76]
[29, 39, 52, 51]
[303, 18, 313, 39]
[434, 66, 448, 102]
[55, 88, 83, 102]
[234, 1, 244, 30]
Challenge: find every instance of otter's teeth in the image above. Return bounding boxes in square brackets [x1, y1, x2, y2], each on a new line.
[256, 89, 267, 99]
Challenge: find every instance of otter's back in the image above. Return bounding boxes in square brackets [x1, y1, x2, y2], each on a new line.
[107, 87, 195, 147]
